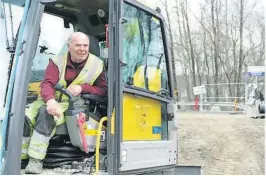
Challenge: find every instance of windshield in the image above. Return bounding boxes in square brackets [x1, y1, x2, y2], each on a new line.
[0, 3, 23, 119]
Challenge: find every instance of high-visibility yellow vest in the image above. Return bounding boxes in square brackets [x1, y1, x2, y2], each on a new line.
[52, 52, 104, 101]
[25, 52, 103, 128]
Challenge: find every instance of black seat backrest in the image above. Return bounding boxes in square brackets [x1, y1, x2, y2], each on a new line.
[89, 35, 100, 56]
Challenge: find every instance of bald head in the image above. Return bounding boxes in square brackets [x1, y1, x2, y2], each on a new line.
[67, 32, 90, 63]
[67, 32, 89, 46]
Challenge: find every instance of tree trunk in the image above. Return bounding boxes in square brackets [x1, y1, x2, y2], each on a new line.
[203, 30, 210, 101]
[224, 0, 233, 97]
[211, 0, 219, 101]
[182, 0, 197, 87]
[163, 0, 178, 99]
[236, 0, 244, 98]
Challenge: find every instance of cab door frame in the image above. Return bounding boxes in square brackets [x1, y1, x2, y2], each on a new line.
[1, 0, 44, 174]
[109, 0, 178, 174]
[106, 0, 124, 174]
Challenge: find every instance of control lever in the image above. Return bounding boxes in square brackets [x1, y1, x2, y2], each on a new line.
[55, 84, 74, 101]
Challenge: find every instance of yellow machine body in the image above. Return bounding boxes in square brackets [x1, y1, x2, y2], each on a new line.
[133, 65, 161, 92]
[28, 82, 41, 95]
[122, 93, 162, 141]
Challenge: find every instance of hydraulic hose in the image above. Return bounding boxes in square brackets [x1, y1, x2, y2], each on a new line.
[0, 0, 31, 173]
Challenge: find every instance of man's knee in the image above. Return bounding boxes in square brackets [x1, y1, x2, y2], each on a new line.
[35, 106, 56, 137]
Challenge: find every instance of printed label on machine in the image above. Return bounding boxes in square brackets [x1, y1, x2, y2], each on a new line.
[83, 123, 98, 135]
[152, 126, 161, 134]
[83, 122, 106, 142]
[100, 131, 106, 142]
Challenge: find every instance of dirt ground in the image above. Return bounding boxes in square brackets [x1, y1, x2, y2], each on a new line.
[177, 112, 265, 175]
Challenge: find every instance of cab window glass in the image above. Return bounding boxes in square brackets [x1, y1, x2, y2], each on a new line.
[122, 3, 169, 93]
[28, 13, 73, 97]
[0, 3, 24, 116]
[30, 13, 74, 84]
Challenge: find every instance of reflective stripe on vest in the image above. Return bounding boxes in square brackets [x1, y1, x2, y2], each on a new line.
[52, 52, 103, 101]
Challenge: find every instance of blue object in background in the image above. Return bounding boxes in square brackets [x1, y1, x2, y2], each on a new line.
[248, 72, 265, 77]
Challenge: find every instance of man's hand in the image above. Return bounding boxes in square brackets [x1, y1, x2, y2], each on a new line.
[67, 85, 82, 96]
[46, 99, 63, 117]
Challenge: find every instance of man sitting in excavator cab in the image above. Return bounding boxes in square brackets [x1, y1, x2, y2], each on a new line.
[21, 32, 107, 174]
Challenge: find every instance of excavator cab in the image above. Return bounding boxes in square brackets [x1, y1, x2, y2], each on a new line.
[20, 11, 109, 171]
[0, 0, 201, 175]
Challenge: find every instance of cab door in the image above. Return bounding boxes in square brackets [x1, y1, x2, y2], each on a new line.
[1, 0, 45, 174]
[110, 0, 178, 174]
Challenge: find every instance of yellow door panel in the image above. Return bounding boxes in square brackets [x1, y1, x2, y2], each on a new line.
[123, 93, 162, 141]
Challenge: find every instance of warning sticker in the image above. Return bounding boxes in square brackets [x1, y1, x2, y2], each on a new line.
[83, 124, 98, 136]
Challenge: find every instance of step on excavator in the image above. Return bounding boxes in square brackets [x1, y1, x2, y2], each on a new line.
[0, 0, 201, 174]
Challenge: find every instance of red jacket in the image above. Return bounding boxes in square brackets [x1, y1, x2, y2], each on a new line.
[40, 55, 107, 102]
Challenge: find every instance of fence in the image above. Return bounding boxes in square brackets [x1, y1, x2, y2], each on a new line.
[178, 83, 248, 113]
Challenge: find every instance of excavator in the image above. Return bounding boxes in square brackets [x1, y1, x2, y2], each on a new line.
[0, 0, 201, 174]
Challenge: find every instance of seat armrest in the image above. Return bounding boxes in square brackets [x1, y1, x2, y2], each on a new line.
[81, 94, 107, 104]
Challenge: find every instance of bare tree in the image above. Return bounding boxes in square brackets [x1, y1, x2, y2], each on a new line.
[236, 0, 244, 98]
[174, 0, 193, 100]
[180, 0, 197, 87]
[160, 0, 264, 103]
[258, 13, 265, 65]
[210, 0, 220, 100]
[162, 0, 179, 99]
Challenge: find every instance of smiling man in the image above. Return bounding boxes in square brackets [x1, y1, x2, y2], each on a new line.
[21, 32, 107, 174]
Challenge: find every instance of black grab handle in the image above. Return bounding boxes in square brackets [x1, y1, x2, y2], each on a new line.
[55, 84, 74, 101]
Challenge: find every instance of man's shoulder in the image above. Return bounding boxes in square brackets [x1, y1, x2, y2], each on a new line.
[89, 53, 103, 63]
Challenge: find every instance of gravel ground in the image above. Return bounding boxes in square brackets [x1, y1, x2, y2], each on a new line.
[177, 112, 265, 175]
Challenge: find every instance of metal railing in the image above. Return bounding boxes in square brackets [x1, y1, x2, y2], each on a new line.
[178, 83, 248, 113]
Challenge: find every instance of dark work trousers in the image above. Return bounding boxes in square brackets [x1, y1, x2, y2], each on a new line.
[23, 106, 56, 137]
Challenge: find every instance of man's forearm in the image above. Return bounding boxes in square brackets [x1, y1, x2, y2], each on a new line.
[80, 71, 107, 96]
[81, 84, 107, 96]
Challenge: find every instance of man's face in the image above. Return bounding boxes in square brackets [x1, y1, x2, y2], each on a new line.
[68, 34, 89, 63]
